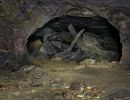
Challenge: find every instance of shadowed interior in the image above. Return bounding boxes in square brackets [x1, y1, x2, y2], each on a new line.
[27, 16, 122, 61]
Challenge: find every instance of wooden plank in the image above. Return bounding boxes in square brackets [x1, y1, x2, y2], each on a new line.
[67, 28, 85, 51]
[68, 24, 77, 38]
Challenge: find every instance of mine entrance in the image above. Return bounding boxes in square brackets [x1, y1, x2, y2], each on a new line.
[27, 15, 122, 62]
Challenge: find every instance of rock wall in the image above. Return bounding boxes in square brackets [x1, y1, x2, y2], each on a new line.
[0, 0, 130, 68]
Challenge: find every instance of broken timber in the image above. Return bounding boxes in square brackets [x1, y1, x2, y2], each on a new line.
[67, 24, 85, 51]
[68, 24, 77, 38]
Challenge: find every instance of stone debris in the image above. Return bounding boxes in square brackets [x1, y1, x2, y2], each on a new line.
[0, 58, 129, 100]
[48, 79, 107, 99]
[49, 81, 107, 100]
[77, 94, 85, 98]
[21, 65, 35, 73]
[70, 82, 81, 91]
[30, 81, 43, 87]
[80, 59, 96, 66]
[62, 91, 74, 100]
[51, 56, 63, 61]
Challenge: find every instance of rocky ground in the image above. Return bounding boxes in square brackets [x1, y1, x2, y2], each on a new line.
[0, 58, 130, 100]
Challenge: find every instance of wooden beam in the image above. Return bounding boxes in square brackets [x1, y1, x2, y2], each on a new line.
[67, 25, 85, 51]
[68, 24, 77, 38]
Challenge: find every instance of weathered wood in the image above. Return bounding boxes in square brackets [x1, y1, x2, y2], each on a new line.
[67, 25, 85, 51]
[68, 24, 77, 38]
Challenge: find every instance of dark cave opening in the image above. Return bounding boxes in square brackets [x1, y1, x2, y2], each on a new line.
[27, 15, 122, 62]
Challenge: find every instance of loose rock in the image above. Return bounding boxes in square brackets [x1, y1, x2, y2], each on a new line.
[70, 83, 81, 91]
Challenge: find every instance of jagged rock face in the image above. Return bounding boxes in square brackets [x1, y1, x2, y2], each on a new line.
[0, 0, 130, 68]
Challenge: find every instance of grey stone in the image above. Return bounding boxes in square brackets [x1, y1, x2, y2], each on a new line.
[78, 32, 121, 61]
[30, 81, 43, 87]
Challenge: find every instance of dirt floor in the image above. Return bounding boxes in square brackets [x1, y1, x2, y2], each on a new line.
[0, 58, 130, 100]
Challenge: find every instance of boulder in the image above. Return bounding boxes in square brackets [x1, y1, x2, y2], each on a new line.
[78, 32, 121, 61]
[80, 59, 96, 66]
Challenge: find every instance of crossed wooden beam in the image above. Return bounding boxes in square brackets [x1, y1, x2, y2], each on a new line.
[67, 24, 85, 51]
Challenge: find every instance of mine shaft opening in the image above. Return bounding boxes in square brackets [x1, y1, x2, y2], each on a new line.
[27, 15, 122, 62]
